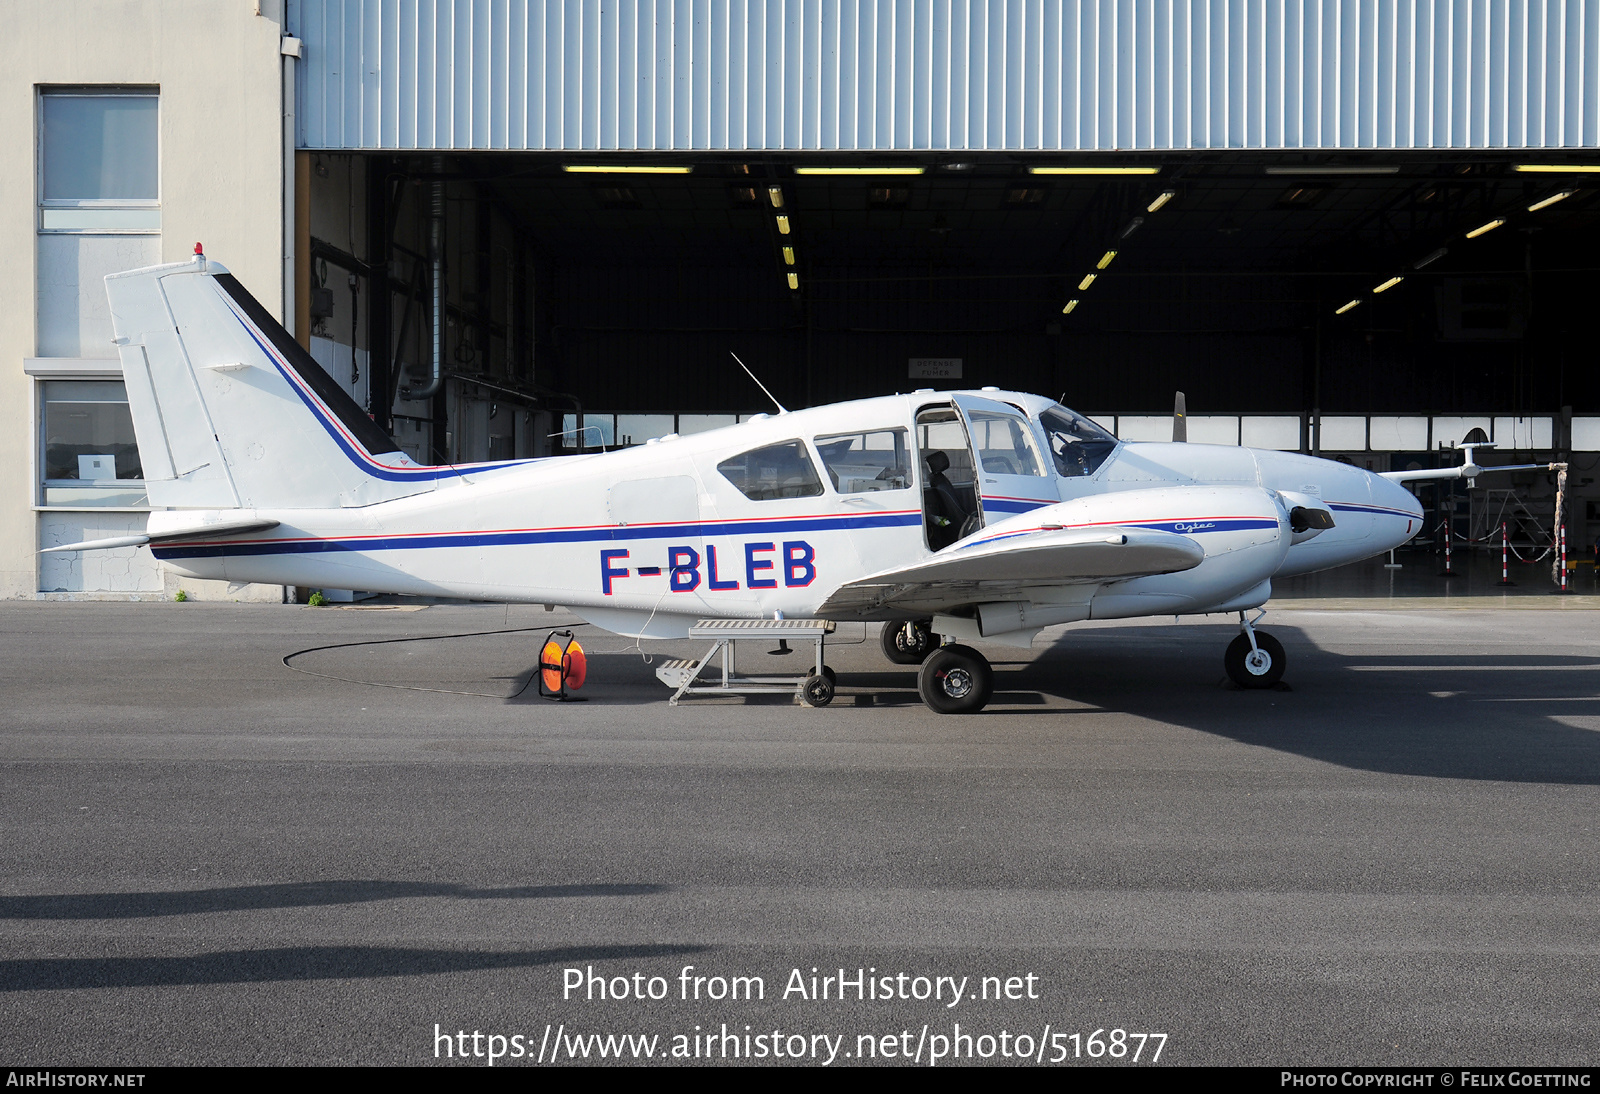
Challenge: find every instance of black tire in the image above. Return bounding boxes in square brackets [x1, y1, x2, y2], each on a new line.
[917, 644, 994, 714]
[801, 673, 835, 707]
[880, 620, 936, 665]
[1225, 632, 1286, 689]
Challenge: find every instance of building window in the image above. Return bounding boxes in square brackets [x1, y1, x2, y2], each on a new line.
[37, 89, 160, 358]
[39, 380, 147, 508]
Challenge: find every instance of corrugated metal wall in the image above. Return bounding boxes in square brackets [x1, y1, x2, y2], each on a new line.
[292, 0, 1600, 152]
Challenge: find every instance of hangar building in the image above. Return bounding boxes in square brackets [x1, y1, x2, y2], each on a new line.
[5, 0, 1598, 600]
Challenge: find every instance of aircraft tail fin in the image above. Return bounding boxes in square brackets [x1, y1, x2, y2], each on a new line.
[1172, 391, 1187, 443]
[106, 254, 446, 510]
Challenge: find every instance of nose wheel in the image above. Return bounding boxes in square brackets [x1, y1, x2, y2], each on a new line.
[881, 619, 937, 664]
[1225, 610, 1286, 689]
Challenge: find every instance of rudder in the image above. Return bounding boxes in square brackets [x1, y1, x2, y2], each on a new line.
[107, 254, 447, 510]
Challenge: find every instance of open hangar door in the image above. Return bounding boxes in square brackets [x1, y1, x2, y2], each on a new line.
[302, 151, 1600, 553]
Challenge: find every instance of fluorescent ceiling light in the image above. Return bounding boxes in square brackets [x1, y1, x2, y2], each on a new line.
[786, 272, 799, 290]
[1078, 273, 1097, 291]
[1262, 165, 1399, 176]
[1030, 166, 1161, 175]
[1146, 189, 1177, 212]
[767, 186, 785, 209]
[1335, 299, 1362, 315]
[775, 215, 791, 234]
[1062, 299, 1080, 314]
[1514, 164, 1600, 173]
[1097, 250, 1118, 270]
[1464, 218, 1505, 239]
[1528, 189, 1576, 212]
[782, 246, 796, 266]
[1120, 216, 1145, 239]
[1413, 248, 1448, 269]
[793, 166, 925, 175]
[1373, 276, 1404, 293]
[563, 164, 692, 174]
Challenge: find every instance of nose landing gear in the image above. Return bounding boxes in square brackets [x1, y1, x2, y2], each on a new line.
[881, 619, 938, 664]
[1225, 609, 1286, 689]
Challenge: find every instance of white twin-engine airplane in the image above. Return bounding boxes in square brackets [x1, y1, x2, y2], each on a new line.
[63, 251, 1450, 713]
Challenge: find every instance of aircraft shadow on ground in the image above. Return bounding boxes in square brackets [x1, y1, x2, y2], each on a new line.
[0, 881, 671, 920]
[299, 621, 1600, 784]
[1005, 622, 1600, 785]
[0, 943, 709, 992]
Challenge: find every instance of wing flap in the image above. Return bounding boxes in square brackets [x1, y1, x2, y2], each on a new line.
[817, 526, 1204, 617]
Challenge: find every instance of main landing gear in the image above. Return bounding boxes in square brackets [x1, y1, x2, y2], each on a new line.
[917, 644, 994, 714]
[1224, 609, 1286, 689]
[883, 620, 992, 714]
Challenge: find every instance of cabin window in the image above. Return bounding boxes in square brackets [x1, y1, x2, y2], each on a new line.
[1040, 405, 1119, 478]
[967, 409, 1045, 476]
[717, 440, 824, 501]
[813, 428, 912, 493]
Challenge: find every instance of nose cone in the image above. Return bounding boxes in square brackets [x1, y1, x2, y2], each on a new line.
[1373, 472, 1424, 519]
[1369, 471, 1424, 551]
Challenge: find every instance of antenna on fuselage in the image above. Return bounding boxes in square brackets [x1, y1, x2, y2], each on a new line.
[730, 351, 788, 415]
[1172, 391, 1187, 443]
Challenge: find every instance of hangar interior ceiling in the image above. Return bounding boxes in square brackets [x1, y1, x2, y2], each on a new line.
[328, 152, 1599, 442]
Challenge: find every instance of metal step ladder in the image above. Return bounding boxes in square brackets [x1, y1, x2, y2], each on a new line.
[657, 619, 836, 706]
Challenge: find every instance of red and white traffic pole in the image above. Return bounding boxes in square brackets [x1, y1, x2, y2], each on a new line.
[1438, 519, 1457, 578]
[1559, 524, 1569, 594]
[1497, 521, 1515, 586]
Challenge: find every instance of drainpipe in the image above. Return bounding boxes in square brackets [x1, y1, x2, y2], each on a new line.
[403, 156, 446, 400]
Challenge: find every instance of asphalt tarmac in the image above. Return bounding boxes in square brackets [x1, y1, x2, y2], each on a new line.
[2, 600, 1598, 1067]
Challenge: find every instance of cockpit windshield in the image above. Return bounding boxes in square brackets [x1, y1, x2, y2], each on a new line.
[1039, 405, 1119, 478]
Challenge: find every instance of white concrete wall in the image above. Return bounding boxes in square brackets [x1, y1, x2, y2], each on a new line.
[1, 1, 288, 599]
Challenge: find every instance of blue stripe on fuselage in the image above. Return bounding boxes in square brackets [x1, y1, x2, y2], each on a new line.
[152, 511, 925, 561]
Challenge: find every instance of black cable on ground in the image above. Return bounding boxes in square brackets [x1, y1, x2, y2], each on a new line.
[281, 625, 594, 699]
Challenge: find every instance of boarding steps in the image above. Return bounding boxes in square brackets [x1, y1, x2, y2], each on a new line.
[656, 618, 837, 706]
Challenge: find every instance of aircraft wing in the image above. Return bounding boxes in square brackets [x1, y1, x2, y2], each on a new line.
[816, 526, 1205, 617]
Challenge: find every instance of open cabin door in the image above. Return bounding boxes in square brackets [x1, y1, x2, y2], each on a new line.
[915, 403, 983, 550]
[951, 394, 1062, 524]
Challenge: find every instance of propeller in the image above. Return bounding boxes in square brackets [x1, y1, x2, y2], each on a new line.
[1172, 391, 1187, 443]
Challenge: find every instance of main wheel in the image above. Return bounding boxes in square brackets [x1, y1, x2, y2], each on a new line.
[880, 620, 936, 664]
[801, 673, 835, 707]
[917, 644, 994, 714]
[1225, 632, 1286, 689]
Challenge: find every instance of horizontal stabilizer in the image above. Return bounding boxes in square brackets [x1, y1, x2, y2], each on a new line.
[41, 517, 279, 554]
[818, 525, 1205, 617]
